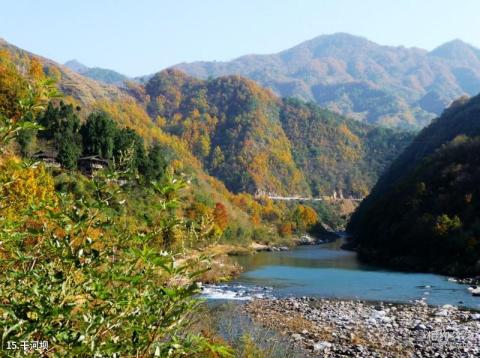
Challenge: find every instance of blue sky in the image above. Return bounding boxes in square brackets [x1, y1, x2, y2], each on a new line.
[0, 0, 478, 76]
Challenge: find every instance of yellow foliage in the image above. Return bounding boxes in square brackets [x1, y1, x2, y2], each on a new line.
[28, 57, 45, 81]
[0, 157, 57, 219]
[295, 205, 318, 228]
[338, 123, 361, 144]
[0, 52, 28, 120]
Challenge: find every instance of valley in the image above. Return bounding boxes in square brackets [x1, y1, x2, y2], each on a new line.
[1, 17, 480, 357]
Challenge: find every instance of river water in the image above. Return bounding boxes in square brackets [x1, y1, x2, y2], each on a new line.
[202, 240, 480, 309]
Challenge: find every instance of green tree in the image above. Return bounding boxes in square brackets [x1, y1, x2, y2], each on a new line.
[37, 102, 83, 168]
[114, 127, 147, 171]
[80, 111, 118, 159]
[210, 145, 224, 170]
[143, 143, 166, 181]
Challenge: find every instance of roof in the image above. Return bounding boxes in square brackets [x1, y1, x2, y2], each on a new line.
[32, 150, 58, 159]
[78, 155, 109, 164]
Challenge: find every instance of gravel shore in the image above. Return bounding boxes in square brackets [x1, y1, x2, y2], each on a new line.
[244, 297, 480, 357]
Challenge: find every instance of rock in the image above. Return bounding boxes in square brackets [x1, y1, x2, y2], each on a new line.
[414, 323, 427, 331]
[244, 297, 480, 358]
[435, 310, 449, 317]
[469, 286, 480, 296]
[470, 313, 480, 320]
[381, 316, 392, 323]
[298, 235, 315, 245]
[313, 341, 332, 352]
[445, 325, 455, 332]
[291, 333, 302, 341]
[371, 310, 386, 319]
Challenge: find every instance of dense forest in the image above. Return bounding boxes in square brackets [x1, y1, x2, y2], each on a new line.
[348, 95, 480, 276]
[142, 69, 414, 198]
[279, 98, 413, 196]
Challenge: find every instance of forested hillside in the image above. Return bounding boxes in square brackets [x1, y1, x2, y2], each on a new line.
[348, 95, 480, 276]
[279, 98, 413, 196]
[173, 33, 480, 129]
[0, 38, 414, 236]
[142, 69, 413, 197]
[0, 38, 347, 244]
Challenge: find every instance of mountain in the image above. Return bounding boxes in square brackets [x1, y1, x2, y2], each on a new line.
[173, 33, 480, 129]
[279, 98, 413, 197]
[1, 38, 413, 232]
[0, 39, 263, 234]
[347, 95, 480, 276]
[64, 59, 88, 73]
[65, 59, 129, 86]
[0, 39, 133, 110]
[142, 69, 413, 197]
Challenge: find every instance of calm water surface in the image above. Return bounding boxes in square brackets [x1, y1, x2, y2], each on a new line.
[228, 240, 480, 309]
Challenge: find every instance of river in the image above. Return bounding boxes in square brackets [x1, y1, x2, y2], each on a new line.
[202, 240, 480, 309]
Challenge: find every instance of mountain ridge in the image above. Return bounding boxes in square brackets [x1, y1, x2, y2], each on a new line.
[64, 59, 129, 86]
[0, 37, 414, 212]
[172, 33, 480, 129]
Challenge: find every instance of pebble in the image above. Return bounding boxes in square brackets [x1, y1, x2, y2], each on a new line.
[244, 297, 480, 357]
[313, 341, 332, 352]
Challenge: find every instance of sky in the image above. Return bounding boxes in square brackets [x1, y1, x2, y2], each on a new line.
[0, 0, 479, 77]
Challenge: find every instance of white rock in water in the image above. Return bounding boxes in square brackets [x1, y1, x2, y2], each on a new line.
[313, 341, 332, 352]
[470, 287, 480, 296]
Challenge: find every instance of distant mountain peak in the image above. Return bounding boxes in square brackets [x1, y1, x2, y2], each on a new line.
[63, 60, 129, 86]
[64, 59, 89, 73]
[430, 39, 480, 59]
[173, 33, 480, 129]
[307, 32, 371, 45]
[284, 32, 375, 57]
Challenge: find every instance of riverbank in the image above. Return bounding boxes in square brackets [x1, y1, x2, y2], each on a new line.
[245, 297, 480, 357]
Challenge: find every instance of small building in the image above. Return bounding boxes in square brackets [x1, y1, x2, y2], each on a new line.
[32, 150, 61, 168]
[77, 155, 109, 176]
